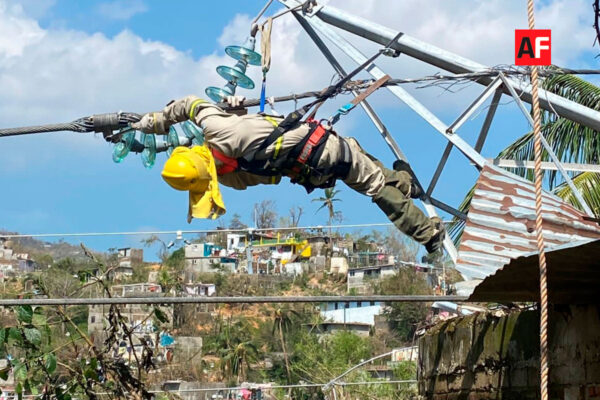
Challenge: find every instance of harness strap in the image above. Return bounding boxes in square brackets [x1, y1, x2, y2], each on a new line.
[290, 124, 328, 176]
[212, 148, 238, 175]
[242, 103, 312, 164]
[213, 114, 280, 176]
[329, 75, 391, 125]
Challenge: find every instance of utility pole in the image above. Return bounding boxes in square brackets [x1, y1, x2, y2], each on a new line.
[247, 228, 254, 275]
[442, 262, 447, 295]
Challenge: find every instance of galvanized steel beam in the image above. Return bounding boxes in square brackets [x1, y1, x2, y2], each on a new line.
[475, 89, 503, 152]
[311, 3, 600, 132]
[491, 159, 600, 173]
[446, 76, 503, 134]
[427, 142, 453, 196]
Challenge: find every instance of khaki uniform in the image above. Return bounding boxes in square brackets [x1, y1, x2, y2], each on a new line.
[160, 95, 436, 245]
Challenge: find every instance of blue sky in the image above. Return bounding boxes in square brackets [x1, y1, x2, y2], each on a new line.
[0, 0, 597, 260]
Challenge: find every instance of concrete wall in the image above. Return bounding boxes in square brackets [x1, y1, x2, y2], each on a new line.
[330, 256, 348, 275]
[418, 305, 600, 400]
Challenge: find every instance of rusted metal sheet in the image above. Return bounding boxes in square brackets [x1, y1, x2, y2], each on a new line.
[456, 165, 600, 280]
[469, 239, 600, 303]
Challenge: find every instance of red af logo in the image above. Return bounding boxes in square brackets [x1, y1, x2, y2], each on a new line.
[515, 29, 551, 66]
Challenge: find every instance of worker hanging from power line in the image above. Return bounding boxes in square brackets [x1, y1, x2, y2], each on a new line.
[131, 95, 445, 254]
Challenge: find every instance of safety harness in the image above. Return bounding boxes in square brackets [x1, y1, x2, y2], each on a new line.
[210, 117, 351, 193]
[207, 30, 402, 193]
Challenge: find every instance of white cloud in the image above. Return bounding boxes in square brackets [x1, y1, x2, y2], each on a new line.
[0, 2, 45, 58]
[96, 0, 148, 21]
[322, 0, 592, 67]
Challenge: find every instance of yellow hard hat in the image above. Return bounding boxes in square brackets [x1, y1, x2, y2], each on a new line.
[162, 147, 210, 193]
[161, 145, 226, 221]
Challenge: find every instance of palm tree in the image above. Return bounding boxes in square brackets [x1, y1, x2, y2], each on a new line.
[220, 340, 259, 383]
[313, 187, 342, 237]
[449, 71, 600, 242]
[205, 317, 259, 384]
[272, 307, 299, 383]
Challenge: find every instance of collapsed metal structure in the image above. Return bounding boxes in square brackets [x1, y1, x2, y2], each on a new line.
[275, 0, 600, 279]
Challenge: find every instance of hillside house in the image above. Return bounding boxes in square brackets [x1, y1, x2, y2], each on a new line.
[184, 242, 236, 275]
[347, 264, 397, 293]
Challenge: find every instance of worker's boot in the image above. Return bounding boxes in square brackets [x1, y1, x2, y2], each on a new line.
[392, 159, 423, 199]
[424, 217, 445, 254]
[373, 184, 442, 252]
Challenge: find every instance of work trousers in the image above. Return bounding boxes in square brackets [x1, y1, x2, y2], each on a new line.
[323, 136, 436, 245]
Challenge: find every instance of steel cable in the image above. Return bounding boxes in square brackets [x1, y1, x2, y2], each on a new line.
[0, 123, 85, 137]
[0, 69, 598, 138]
[0, 112, 141, 138]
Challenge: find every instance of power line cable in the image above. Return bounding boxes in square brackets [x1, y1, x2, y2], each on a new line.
[0, 222, 399, 239]
[1, 68, 598, 138]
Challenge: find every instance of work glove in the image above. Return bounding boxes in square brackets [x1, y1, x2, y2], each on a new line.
[225, 95, 245, 108]
[130, 111, 170, 134]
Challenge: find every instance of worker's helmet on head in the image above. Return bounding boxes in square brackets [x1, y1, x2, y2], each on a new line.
[161, 147, 211, 193]
[161, 146, 226, 221]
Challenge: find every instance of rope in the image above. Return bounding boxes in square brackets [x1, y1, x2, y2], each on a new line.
[526, 1, 549, 398]
[0, 295, 469, 307]
[259, 17, 273, 113]
[261, 18, 272, 74]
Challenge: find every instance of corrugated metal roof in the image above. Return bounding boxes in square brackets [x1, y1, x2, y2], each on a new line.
[456, 165, 600, 280]
[468, 239, 600, 304]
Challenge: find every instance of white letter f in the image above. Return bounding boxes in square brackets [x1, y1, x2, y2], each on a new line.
[535, 37, 550, 58]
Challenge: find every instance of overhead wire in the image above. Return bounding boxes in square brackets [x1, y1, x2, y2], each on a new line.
[0, 222, 399, 239]
[251, 0, 274, 24]
[1, 68, 599, 138]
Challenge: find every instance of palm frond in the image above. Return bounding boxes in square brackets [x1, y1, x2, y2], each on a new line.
[446, 185, 474, 246]
[315, 203, 327, 214]
[499, 73, 600, 188]
[554, 171, 600, 217]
